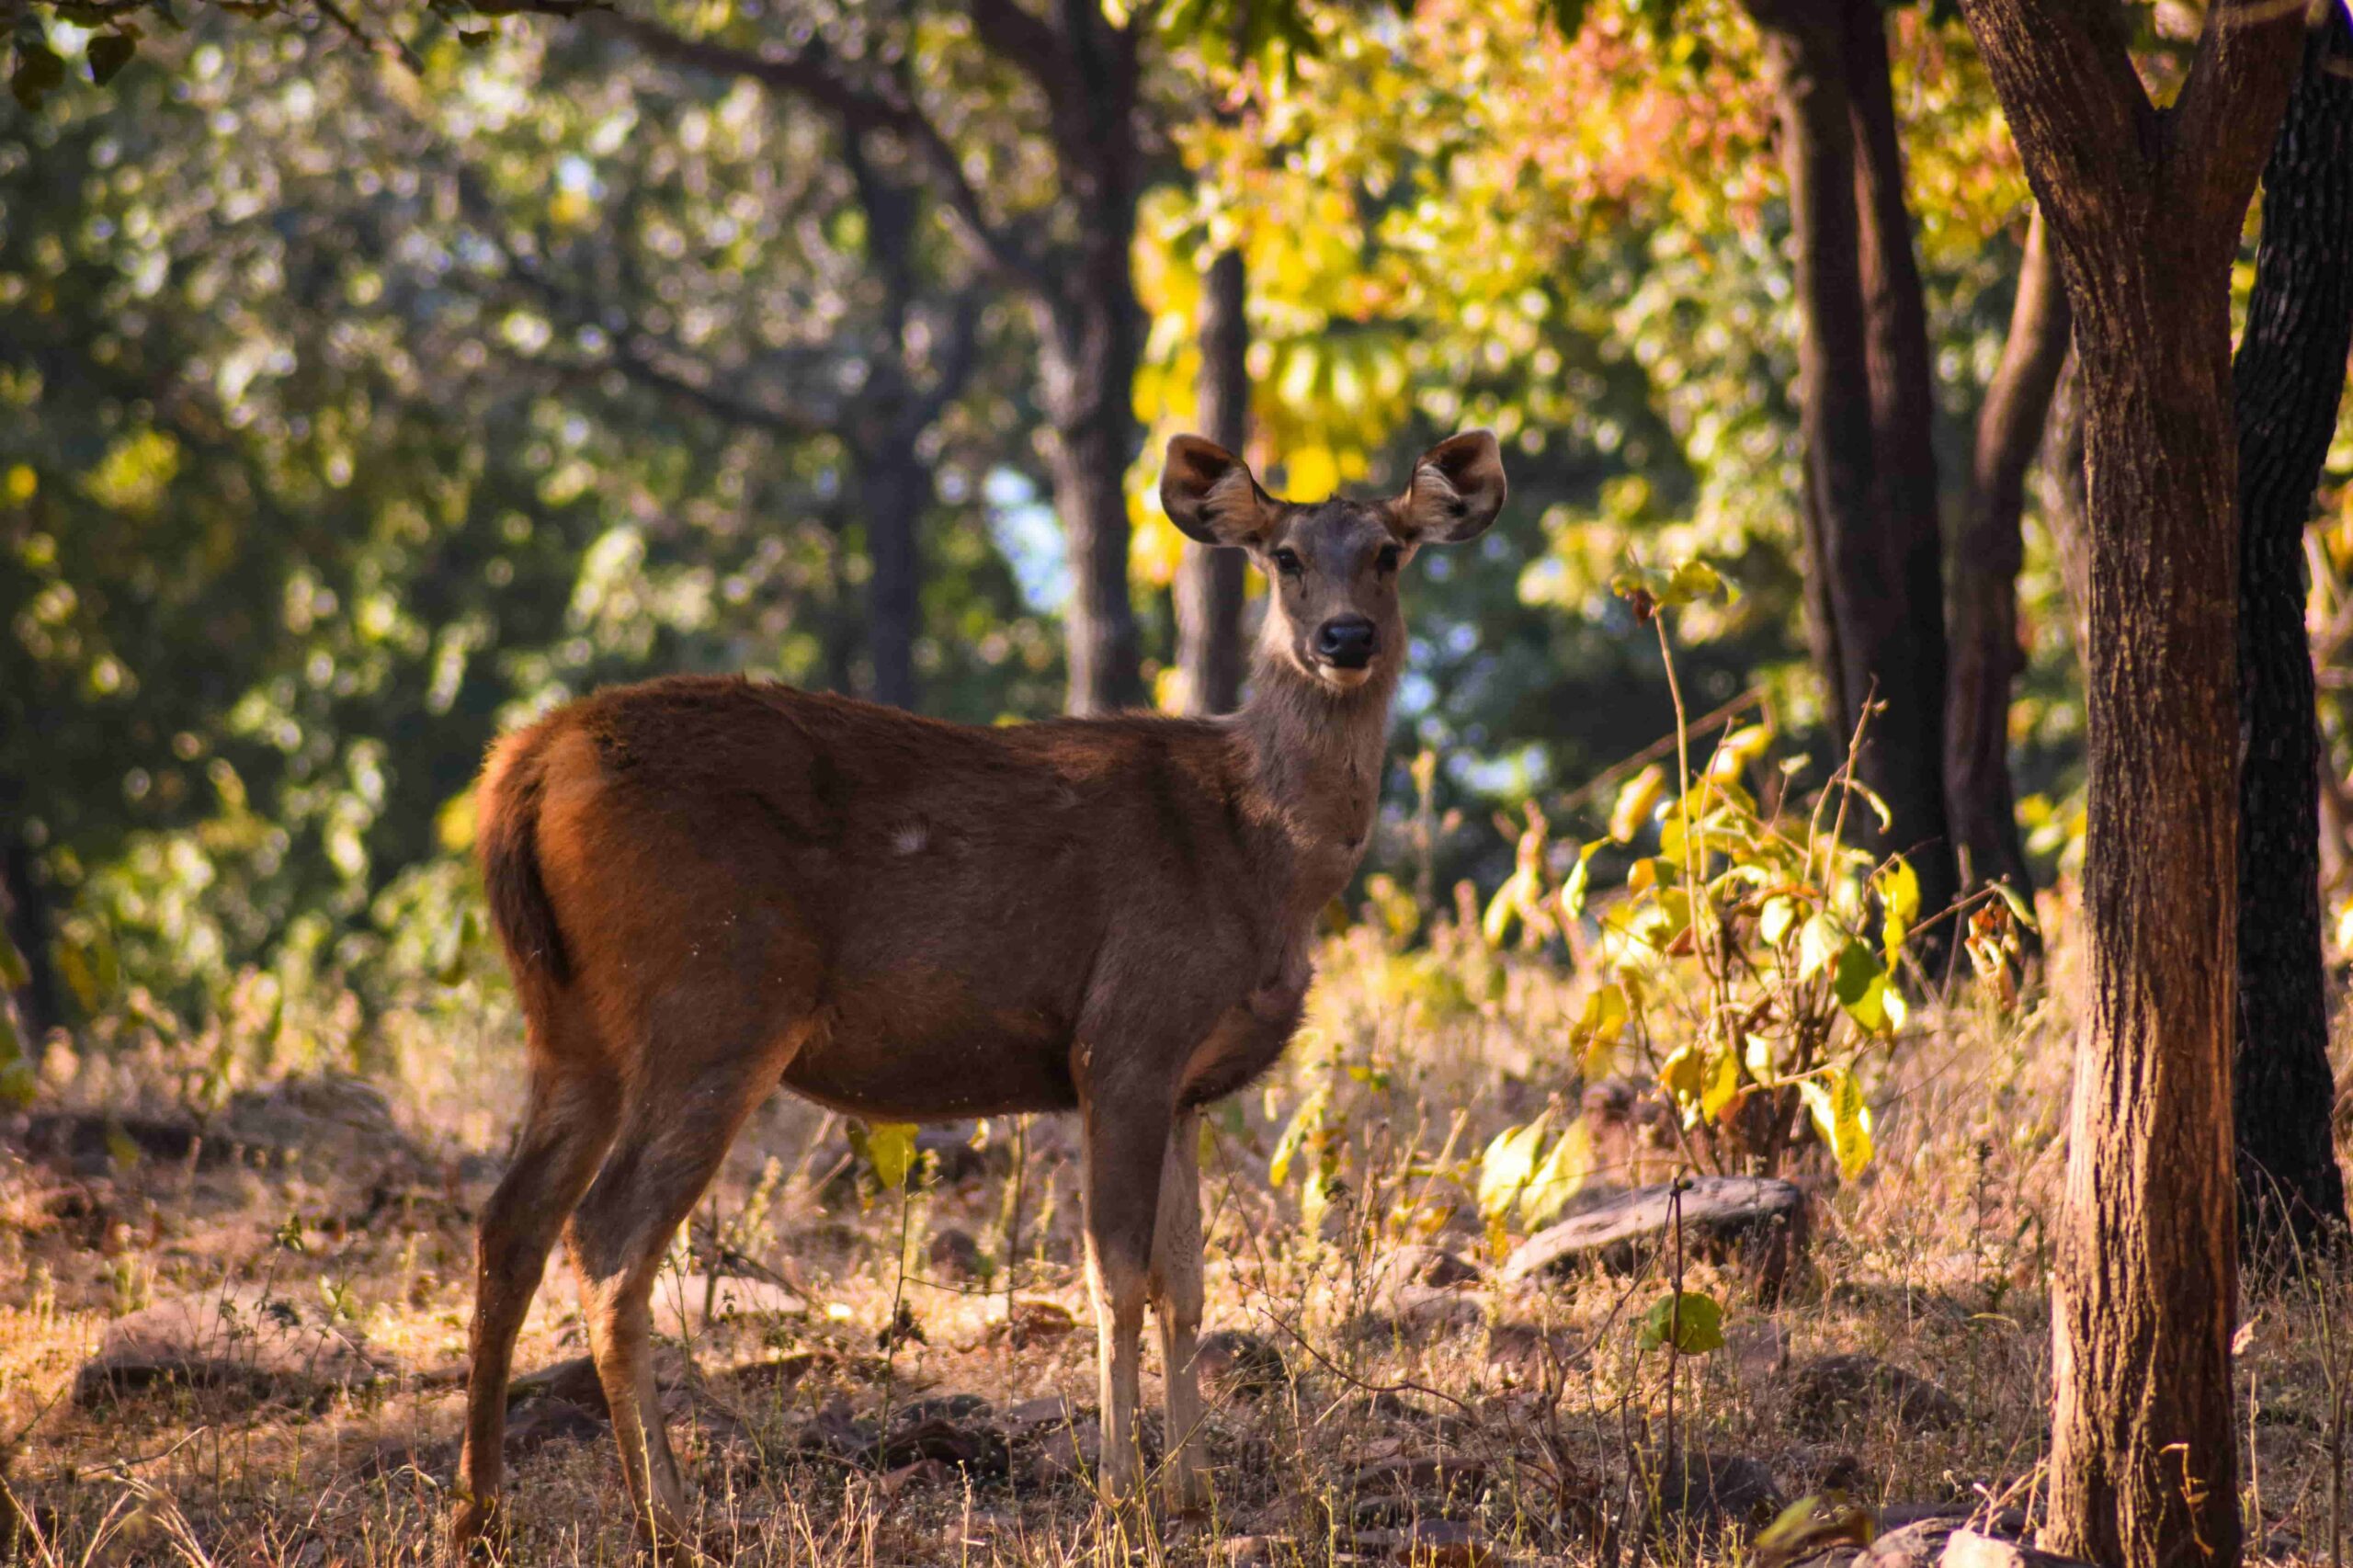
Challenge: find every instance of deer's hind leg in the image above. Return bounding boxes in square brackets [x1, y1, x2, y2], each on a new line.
[565, 1007, 813, 1558]
[1150, 1110, 1209, 1512]
[455, 998, 622, 1555]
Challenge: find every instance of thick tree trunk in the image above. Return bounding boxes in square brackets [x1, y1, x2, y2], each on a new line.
[2233, 6, 2353, 1259]
[1749, 0, 1958, 917]
[1040, 300, 1146, 715]
[1957, 0, 2303, 1562]
[1176, 247, 1250, 717]
[1033, 2, 1147, 716]
[1949, 211, 2069, 906]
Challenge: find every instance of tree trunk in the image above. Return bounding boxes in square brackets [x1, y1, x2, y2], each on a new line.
[1956, 1, 2304, 1562]
[1033, 2, 1147, 716]
[1176, 247, 1251, 717]
[1948, 210, 2069, 907]
[2233, 6, 2353, 1259]
[862, 451, 925, 711]
[843, 133, 928, 712]
[1749, 0, 1958, 917]
[2, 833, 59, 1044]
[1840, 0, 1961, 933]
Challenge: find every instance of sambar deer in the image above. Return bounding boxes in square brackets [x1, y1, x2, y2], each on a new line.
[451, 431, 1506, 1555]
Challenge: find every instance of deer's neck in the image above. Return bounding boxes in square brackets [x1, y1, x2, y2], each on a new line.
[1232, 640, 1398, 907]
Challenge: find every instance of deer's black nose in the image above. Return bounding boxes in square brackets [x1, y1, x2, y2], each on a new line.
[1315, 616, 1378, 668]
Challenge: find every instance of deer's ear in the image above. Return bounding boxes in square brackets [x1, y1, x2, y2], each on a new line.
[1161, 436, 1276, 548]
[1395, 431, 1507, 545]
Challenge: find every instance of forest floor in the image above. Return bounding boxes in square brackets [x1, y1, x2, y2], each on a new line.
[2, 912, 2350, 1567]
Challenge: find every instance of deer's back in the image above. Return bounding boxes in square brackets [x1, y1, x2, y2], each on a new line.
[506, 675, 1299, 1118]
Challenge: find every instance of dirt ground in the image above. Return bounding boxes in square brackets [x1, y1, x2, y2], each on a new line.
[2, 928, 2349, 1567]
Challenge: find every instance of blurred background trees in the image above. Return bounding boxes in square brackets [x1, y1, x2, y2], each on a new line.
[3, 0, 2350, 1097]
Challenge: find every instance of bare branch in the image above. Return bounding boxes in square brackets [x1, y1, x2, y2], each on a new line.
[592, 9, 1050, 289]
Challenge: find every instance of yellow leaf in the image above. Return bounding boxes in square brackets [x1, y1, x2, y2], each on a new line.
[1609, 765, 1665, 843]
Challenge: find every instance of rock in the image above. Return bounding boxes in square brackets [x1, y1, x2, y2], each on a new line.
[1654, 1450, 1782, 1534]
[218, 1074, 405, 1162]
[1220, 1535, 1294, 1568]
[1852, 1510, 2031, 1568]
[793, 1404, 881, 1462]
[1347, 1520, 1495, 1565]
[17, 1113, 216, 1175]
[927, 1228, 987, 1281]
[1003, 1300, 1079, 1347]
[1350, 1456, 1488, 1500]
[1372, 1245, 1483, 1297]
[75, 1287, 394, 1407]
[506, 1355, 608, 1415]
[881, 1414, 1008, 1474]
[502, 1396, 607, 1458]
[647, 1273, 807, 1336]
[1196, 1330, 1290, 1398]
[1483, 1322, 1581, 1379]
[997, 1394, 1083, 1437]
[1940, 1529, 2097, 1568]
[880, 1458, 961, 1497]
[1501, 1176, 1809, 1300]
[1788, 1354, 1963, 1436]
[1021, 1415, 1103, 1490]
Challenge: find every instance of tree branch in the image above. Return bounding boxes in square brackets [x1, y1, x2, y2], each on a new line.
[1954, 0, 2157, 263]
[593, 8, 1049, 289]
[2169, 0, 2311, 241]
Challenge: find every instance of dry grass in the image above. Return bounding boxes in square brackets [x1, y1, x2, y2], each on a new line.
[3, 904, 2351, 1567]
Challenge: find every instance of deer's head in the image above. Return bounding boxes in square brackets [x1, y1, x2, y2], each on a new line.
[1161, 431, 1507, 693]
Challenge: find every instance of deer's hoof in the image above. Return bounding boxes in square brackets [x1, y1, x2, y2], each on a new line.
[449, 1498, 505, 1562]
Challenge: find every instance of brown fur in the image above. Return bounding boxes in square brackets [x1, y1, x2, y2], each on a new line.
[451, 433, 1506, 1554]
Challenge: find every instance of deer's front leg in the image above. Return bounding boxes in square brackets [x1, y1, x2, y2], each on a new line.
[1078, 1081, 1170, 1506]
[1151, 1110, 1209, 1512]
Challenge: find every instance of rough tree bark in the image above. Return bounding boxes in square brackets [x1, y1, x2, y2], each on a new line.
[2233, 3, 2353, 1258]
[1953, 0, 2305, 1563]
[1176, 248, 1251, 717]
[1948, 212, 2069, 907]
[1745, 0, 1961, 925]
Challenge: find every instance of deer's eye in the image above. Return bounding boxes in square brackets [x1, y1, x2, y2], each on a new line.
[1376, 544, 1402, 574]
[1271, 548, 1304, 577]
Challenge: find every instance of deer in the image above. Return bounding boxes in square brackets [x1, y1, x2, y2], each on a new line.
[449, 430, 1507, 1557]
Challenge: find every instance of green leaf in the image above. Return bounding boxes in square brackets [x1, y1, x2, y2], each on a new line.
[1662, 558, 1723, 606]
[1638, 1290, 1724, 1354]
[1990, 878, 2038, 931]
[1545, 0, 1591, 39]
[1758, 894, 1800, 949]
[0, 927, 27, 991]
[85, 29, 134, 83]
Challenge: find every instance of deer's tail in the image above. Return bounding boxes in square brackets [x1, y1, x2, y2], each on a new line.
[476, 727, 572, 990]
